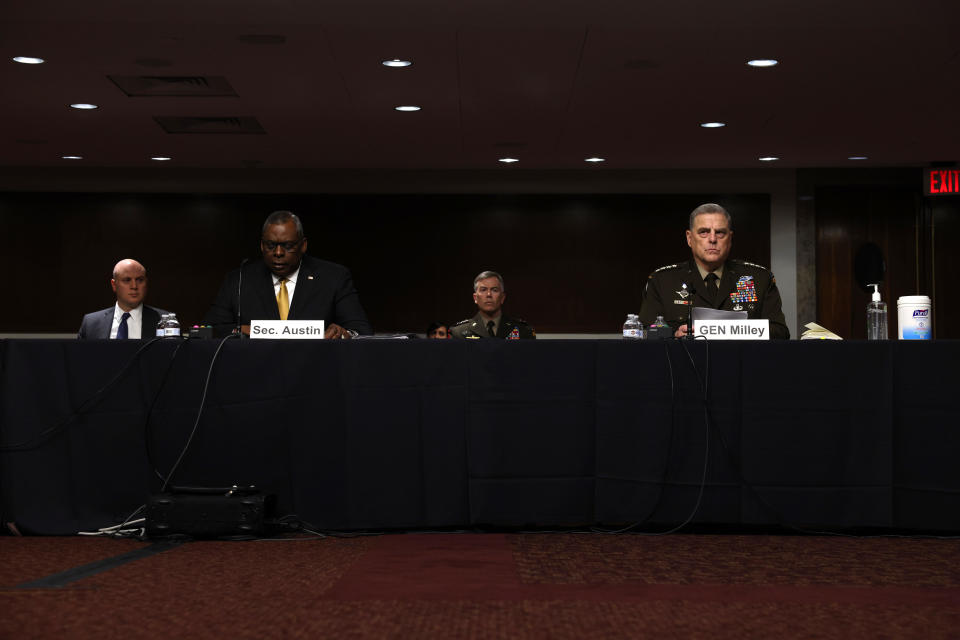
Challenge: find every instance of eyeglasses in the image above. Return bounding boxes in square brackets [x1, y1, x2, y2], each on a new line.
[262, 239, 303, 252]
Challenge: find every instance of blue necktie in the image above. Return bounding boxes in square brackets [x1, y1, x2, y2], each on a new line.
[116, 312, 131, 339]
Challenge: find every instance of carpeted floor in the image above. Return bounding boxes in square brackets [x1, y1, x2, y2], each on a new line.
[1, 533, 958, 638]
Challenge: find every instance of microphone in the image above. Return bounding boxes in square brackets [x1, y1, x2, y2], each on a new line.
[236, 258, 250, 335]
[682, 282, 697, 339]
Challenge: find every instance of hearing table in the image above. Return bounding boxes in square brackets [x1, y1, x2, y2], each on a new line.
[1, 338, 956, 534]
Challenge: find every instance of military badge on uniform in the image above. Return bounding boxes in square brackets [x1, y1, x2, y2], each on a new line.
[507, 326, 520, 340]
[676, 287, 690, 299]
[729, 275, 758, 305]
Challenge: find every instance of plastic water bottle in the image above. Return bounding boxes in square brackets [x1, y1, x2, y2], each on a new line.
[164, 313, 182, 337]
[867, 284, 888, 340]
[647, 315, 669, 339]
[623, 314, 642, 339]
[156, 314, 169, 337]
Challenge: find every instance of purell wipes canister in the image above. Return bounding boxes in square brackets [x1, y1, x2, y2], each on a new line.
[896, 295, 932, 340]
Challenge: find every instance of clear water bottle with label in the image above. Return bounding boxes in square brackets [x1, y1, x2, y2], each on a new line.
[164, 313, 182, 337]
[867, 284, 888, 340]
[156, 313, 169, 337]
[623, 314, 642, 339]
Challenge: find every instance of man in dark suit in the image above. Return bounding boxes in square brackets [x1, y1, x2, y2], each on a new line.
[204, 210, 372, 338]
[450, 270, 535, 340]
[639, 203, 790, 339]
[78, 258, 167, 339]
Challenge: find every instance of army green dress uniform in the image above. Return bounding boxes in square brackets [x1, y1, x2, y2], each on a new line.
[639, 259, 790, 340]
[450, 313, 536, 340]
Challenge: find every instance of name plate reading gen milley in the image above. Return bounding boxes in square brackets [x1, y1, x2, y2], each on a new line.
[693, 319, 770, 340]
[250, 320, 325, 339]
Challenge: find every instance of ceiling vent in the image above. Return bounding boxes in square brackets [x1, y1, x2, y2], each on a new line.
[154, 116, 266, 134]
[109, 75, 238, 97]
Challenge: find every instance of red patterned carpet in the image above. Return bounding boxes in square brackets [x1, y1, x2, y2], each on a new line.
[1, 533, 958, 639]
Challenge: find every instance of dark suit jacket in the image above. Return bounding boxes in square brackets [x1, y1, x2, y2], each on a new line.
[203, 255, 373, 335]
[639, 258, 790, 339]
[77, 305, 166, 339]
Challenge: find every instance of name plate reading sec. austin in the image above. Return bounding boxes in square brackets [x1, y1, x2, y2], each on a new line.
[250, 320, 325, 339]
[693, 319, 770, 340]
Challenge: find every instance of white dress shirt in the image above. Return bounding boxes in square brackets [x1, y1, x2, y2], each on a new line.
[111, 303, 144, 339]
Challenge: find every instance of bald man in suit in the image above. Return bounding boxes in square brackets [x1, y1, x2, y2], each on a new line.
[78, 258, 168, 339]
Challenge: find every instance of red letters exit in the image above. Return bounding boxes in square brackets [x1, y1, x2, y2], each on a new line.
[925, 169, 960, 195]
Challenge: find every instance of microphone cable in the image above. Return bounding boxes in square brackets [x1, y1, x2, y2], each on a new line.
[143, 337, 191, 483]
[679, 342, 957, 539]
[0, 337, 166, 452]
[236, 257, 250, 335]
[593, 337, 678, 534]
[629, 335, 710, 536]
[159, 333, 239, 492]
[594, 335, 712, 535]
[670, 338, 956, 539]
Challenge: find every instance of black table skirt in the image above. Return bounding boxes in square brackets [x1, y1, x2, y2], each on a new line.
[1, 338, 957, 534]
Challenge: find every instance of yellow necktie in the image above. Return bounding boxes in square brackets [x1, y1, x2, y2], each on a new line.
[277, 278, 289, 320]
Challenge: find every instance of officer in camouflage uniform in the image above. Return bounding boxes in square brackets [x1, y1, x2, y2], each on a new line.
[640, 203, 790, 340]
[451, 270, 536, 340]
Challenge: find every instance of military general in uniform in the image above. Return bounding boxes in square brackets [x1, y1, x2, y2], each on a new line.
[450, 270, 536, 340]
[640, 203, 790, 340]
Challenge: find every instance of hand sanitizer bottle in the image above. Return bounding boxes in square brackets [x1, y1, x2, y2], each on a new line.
[867, 284, 888, 340]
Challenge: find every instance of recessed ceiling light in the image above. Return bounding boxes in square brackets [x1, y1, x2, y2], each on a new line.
[747, 59, 778, 68]
[758, 156, 779, 162]
[394, 105, 421, 112]
[498, 158, 519, 163]
[700, 122, 725, 128]
[62, 155, 83, 160]
[382, 59, 412, 68]
[151, 156, 172, 161]
[69, 103, 98, 110]
[848, 156, 868, 160]
[585, 157, 605, 163]
[13, 56, 45, 65]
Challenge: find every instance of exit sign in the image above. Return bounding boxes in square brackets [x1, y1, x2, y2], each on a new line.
[925, 168, 960, 195]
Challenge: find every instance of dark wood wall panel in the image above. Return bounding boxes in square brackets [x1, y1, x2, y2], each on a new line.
[931, 198, 959, 338]
[0, 192, 770, 334]
[815, 185, 954, 339]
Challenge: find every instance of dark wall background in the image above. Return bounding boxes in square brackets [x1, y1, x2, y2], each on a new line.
[930, 197, 959, 338]
[813, 169, 957, 339]
[0, 192, 771, 333]
[816, 186, 922, 339]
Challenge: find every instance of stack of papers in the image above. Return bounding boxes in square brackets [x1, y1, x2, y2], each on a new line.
[800, 323, 842, 340]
